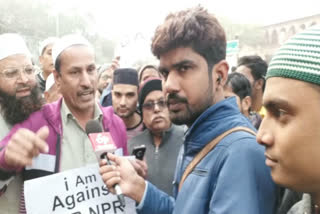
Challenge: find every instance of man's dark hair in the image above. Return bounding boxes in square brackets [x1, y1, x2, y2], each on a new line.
[54, 56, 61, 73]
[225, 72, 252, 100]
[237, 55, 268, 91]
[151, 6, 226, 74]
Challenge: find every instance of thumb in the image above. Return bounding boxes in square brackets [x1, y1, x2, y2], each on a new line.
[36, 126, 49, 140]
[35, 126, 49, 153]
[107, 153, 126, 167]
[107, 152, 117, 162]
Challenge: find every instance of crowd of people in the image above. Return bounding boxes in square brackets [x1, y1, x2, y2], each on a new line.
[0, 5, 319, 214]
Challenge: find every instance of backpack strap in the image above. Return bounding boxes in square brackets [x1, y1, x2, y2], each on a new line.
[178, 126, 256, 191]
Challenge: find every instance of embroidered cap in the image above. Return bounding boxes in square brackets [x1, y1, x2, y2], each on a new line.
[52, 34, 92, 66]
[113, 68, 139, 86]
[0, 33, 31, 61]
[39, 37, 59, 56]
[266, 25, 320, 85]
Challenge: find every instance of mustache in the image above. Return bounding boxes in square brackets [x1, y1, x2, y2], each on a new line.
[15, 83, 31, 92]
[167, 93, 188, 104]
[77, 88, 94, 96]
[152, 115, 164, 120]
[118, 107, 129, 111]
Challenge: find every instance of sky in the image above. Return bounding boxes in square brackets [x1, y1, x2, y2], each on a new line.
[47, 0, 320, 38]
[41, 0, 320, 65]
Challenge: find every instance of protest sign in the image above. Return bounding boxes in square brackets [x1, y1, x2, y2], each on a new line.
[24, 164, 136, 214]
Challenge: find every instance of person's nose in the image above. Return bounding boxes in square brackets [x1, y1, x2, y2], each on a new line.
[16, 70, 29, 84]
[163, 70, 180, 95]
[153, 103, 161, 113]
[119, 96, 126, 106]
[256, 117, 274, 147]
[79, 70, 92, 88]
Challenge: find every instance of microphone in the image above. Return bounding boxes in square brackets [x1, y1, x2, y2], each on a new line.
[85, 120, 125, 207]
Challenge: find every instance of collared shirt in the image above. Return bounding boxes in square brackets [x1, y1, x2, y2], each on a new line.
[60, 99, 103, 171]
[288, 194, 313, 214]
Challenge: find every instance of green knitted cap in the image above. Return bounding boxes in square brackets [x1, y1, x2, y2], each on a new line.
[266, 25, 320, 85]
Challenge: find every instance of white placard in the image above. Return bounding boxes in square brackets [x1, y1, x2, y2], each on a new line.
[26, 153, 56, 172]
[24, 164, 136, 214]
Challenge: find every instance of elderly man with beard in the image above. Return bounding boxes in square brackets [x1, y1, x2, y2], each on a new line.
[0, 34, 128, 213]
[0, 33, 44, 214]
[99, 6, 277, 214]
[129, 78, 184, 196]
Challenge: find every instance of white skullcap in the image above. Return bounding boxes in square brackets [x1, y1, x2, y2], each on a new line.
[52, 34, 92, 66]
[39, 37, 59, 56]
[45, 73, 55, 92]
[0, 33, 31, 61]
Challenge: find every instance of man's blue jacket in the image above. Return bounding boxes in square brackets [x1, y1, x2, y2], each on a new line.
[137, 97, 277, 214]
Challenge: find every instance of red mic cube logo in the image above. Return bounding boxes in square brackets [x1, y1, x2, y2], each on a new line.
[96, 133, 110, 146]
[89, 132, 116, 152]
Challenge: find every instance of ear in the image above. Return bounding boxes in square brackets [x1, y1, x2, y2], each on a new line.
[241, 96, 252, 116]
[254, 79, 264, 90]
[211, 60, 229, 87]
[39, 56, 43, 66]
[53, 70, 61, 86]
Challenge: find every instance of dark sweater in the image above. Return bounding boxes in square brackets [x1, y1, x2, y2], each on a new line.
[129, 124, 184, 195]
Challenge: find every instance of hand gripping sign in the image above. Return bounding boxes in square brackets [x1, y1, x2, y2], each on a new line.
[24, 164, 136, 214]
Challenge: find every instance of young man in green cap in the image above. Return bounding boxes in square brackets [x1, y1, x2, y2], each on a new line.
[257, 25, 320, 214]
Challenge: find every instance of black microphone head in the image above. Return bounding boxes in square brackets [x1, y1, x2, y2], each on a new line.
[85, 120, 103, 135]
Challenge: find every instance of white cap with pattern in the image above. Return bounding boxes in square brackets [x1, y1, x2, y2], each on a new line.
[0, 33, 31, 61]
[52, 34, 92, 67]
[267, 25, 320, 85]
[39, 37, 59, 56]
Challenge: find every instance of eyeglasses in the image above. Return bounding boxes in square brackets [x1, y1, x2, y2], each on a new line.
[142, 99, 167, 111]
[0, 65, 35, 79]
